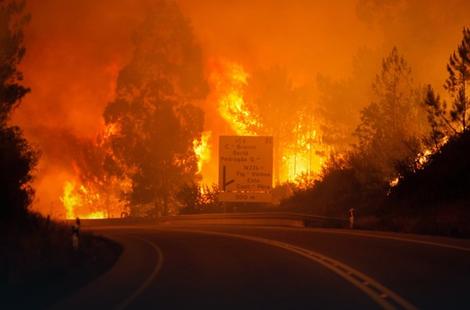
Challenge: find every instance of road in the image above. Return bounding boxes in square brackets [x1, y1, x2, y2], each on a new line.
[53, 223, 470, 309]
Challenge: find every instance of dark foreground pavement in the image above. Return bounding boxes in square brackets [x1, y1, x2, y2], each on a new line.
[52, 224, 470, 309]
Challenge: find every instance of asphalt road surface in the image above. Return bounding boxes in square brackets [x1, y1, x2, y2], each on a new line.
[53, 223, 470, 309]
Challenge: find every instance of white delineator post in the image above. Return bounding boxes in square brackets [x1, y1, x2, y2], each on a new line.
[348, 208, 355, 229]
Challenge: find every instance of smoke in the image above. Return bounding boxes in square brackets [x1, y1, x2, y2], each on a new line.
[10, 0, 470, 215]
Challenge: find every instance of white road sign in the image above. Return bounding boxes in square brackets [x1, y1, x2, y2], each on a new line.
[218, 136, 273, 202]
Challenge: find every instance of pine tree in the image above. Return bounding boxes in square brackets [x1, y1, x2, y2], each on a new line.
[355, 47, 427, 180]
[423, 86, 458, 147]
[423, 28, 470, 144]
[444, 27, 470, 132]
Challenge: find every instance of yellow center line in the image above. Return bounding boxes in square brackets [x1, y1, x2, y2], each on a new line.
[158, 227, 417, 310]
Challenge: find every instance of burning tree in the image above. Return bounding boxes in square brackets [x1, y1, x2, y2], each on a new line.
[103, 1, 208, 216]
[57, 130, 132, 219]
[0, 0, 37, 221]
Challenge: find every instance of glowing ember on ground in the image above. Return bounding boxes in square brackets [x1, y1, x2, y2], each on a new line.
[389, 177, 400, 187]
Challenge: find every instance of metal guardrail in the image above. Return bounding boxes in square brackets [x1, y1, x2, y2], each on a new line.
[77, 212, 348, 228]
[157, 212, 348, 228]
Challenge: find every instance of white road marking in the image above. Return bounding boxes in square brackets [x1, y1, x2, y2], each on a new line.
[115, 237, 164, 310]
[303, 228, 470, 253]
[158, 227, 417, 310]
[203, 225, 470, 253]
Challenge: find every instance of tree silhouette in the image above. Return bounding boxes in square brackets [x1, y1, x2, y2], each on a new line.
[103, 1, 208, 216]
[425, 27, 470, 141]
[422, 86, 457, 147]
[445, 27, 470, 132]
[355, 47, 427, 180]
[424, 28, 470, 140]
[0, 0, 37, 221]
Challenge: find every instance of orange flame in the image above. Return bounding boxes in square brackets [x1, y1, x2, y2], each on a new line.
[283, 123, 328, 182]
[58, 122, 132, 219]
[193, 131, 212, 175]
[210, 61, 329, 184]
[60, 180, 106, 219]
[212, 62, 260, 135]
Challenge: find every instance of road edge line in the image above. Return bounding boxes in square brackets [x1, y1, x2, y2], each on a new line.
[305, 228, 470, 253]
[230, 226, 470, 253]
[114, 237, 164, 310]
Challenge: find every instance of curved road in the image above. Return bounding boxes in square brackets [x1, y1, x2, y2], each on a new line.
[53, 224, 470, 309]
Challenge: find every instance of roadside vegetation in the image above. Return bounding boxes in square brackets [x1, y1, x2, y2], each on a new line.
[1, 213, 122, 308]
[282, 28, 470, 237]
[0, 1, 121, 307]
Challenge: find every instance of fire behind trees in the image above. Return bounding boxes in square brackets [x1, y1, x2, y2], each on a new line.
[0, 4, 122, 305]
[103, 1, 208, 217]
[1, 0, 469, 232]
[285, 47, 428, 216]
[286, 28, 470, 236]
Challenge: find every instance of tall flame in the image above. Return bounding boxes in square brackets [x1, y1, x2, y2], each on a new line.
[60, 181, 106, 219]
[207, 61, 329, 185]
[283, 123, 328, 182]
[193, 131, 212, 174]
[61, 181, 80, 219]
[58, 60, 330, 218]
[58, 122, 131, 219]
[212, 62, 260, 135]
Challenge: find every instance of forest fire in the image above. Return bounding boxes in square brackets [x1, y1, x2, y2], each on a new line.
[6, 0, 467, 221]
[282, 127, 326, 181]
[213, 62, 260, 136]
[37, 58, 330, 219]
[208, 61, 329, 184]
[56, 121, 133, 219]
[193, 131, 211, 175]
[60, 181, 106, 219]
[59, 175, 131, 219]
[4, 3, 470, 307]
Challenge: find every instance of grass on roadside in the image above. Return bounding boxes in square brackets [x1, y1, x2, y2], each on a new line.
[1, 212, 122, 308]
